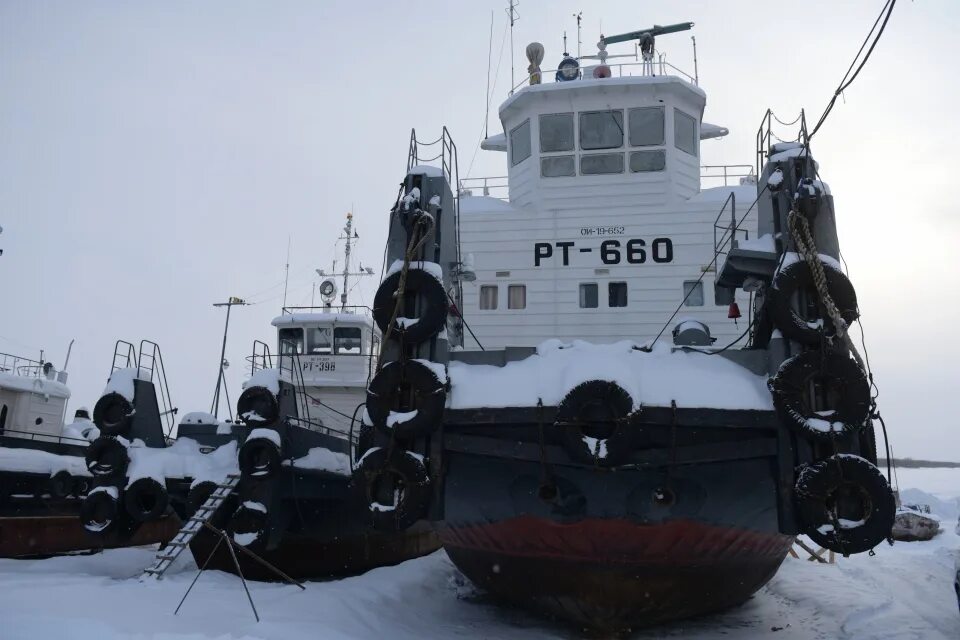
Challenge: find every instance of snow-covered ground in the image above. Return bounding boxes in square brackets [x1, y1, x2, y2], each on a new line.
[2, 467, 958, 640]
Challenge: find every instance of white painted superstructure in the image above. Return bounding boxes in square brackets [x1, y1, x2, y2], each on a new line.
[0, 353, 71, 442]
[459, 62, 757, 349]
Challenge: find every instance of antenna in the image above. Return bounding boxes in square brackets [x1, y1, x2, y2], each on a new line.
[573, 12, 582, 58]
[506, 0, 519, 89]
[281, 236, 291, 308]
[563, 30, 568, 55]
[331, 212, 375, 312]
[485, 11, 494, 139]
[210, 296, 248, 419]
[691, 35, 699, 84]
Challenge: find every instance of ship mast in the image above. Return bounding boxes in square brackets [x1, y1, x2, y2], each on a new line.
[340, 212, 354, 311]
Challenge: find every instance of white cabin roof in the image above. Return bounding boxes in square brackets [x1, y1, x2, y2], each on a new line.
[271, 313, 373, 328]
[0, 371, 70, 399]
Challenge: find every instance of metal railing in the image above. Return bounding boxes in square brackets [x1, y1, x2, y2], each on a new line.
[247, 340, 273, 376]
[711, 192, 752, 269]
[280, 304, 372, 316]
[510, 50, 697, 95]
[755, 109, 810, 177]
[0, 427, 89, 447]
[138, 340, 177, 437]
[459, 176, 509, 199]
[701, 164, 755, 187]
[0, 352, 44, 377]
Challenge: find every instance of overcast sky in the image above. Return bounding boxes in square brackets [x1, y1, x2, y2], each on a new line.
[1, 0, 957, 461]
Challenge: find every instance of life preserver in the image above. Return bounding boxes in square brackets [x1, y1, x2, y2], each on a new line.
[85, 436, 129, 477]
[238, 431, 282, 480]
[768, 260, 859, 345]
[795, 454, 895, 554]
[227, 501, 270, 551]
[365, 360, 446, 438]
[770, 349, 870, 440]
[80, 488, 120, 534]
[236, 386, 279, 427]
[93, 391, 135, 437]
[353, 446, 430, 532]
[372, 267, 448, 344]
[49, 470, 73, 499]
[555, 380, 635, 466]
[124, 477, 169, 522]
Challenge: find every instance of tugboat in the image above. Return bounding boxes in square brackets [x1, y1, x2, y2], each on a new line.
[355, 22, 895, 630]
[128, 214, 438, 581]
[0, 342, 179, 556]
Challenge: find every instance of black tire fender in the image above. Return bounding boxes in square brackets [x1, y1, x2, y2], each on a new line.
[124, 477, 169, 522]
[85, 436, 130, 477]
[353, 447, 430, 532]
[770, 349, 870, 441]
[80, 487, 120, 535]
[555, 380, 635, 466]
[365, 360, 445, 438]
[227, 501, 270, 551]
[93, 392, 135, 437]
[238, 430, 282, 480]
[373, 267, 448, 344]
[768, 260, 859, 345]
[49, 470, 73, 499]
[236, 385, 279, 427]
[795, 454, 895, 554]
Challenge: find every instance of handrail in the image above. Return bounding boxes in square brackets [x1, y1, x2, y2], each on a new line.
[0, 352, 44, 377]
[280, 305, 372, 316]
[0, 428, 89, 447]
[755, 109, 810, 177]
[110, 340, 138, 375]
[247, 340, 273, 376]
[139, 340, 178, 437]
[701, 165, 755, 187]
[712, 192, 752, 268]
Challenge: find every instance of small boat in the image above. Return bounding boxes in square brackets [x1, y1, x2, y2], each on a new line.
[353, 20, 896, 630]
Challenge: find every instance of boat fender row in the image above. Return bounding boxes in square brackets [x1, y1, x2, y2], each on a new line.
[48, 470, 90, 499]
[372, 268, 448, 345]
[188, 480, 270, 549]
[85, 435, 130, 477]
[79, 476, 172, 533]
[554, 380, 636, 467]
[92, 391, 135, 437]
[236, 385, 280, 427]
[768, 260, 859, 345]
[770, 349, 871, 441]
[365, 360, 446, 438]
[794, 454, 895, 554]
[238, 429, 283, 480]
[353, 446, 430, 532]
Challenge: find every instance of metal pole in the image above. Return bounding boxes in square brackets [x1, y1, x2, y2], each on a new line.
[211, 303, 232, 416]
[691, 35, 699, 85]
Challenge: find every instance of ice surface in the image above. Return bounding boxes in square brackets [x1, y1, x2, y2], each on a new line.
[283, 447, 350, 476]
[447, 340, 773, 411]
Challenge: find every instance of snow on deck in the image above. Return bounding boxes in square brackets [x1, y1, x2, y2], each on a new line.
[0, 371, 70, 399]
[125, 438, 238, 487]
[1, 467, 958, 639]
[0, 446, 89, 476]
[448, 340, 773, 411]
[282, 446, 351, 476]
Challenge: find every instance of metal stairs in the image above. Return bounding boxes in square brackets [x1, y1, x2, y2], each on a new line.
[141, 473, 240, 580]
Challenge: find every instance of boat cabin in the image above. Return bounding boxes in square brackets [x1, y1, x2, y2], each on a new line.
[0, 352, 71, 442]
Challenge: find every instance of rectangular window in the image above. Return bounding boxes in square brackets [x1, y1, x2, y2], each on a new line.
[334, 327, 362, 355]
[579, 283, 598, 308]
[608, 282, 628, 307]
[683, 281, 704, 306]
[278, 328, 304, 354]
[629, 150, 666, 173]
[510, 119, 531, 166]
[581, 153, 624, 175]
[479, 285, 498, 310]
[628, 106, 665, 146]
[541, 155, 576, 177]
[674, 109, 697, 156]
[539, 113, 574, 152]
[579, 110, 624, 150]
[307, 326, 333, 354]
[507, 285, 526, 309]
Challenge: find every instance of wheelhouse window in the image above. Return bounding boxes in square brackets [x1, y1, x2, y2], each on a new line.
[629, 150, 666, 173]
[628, 107, 665, 146]
[609, 282, 628, 307]
[539, 113, 574, 152]
[307, 326, 332, 354]
[581, 153, 624, 175]
[334, 327, 362, 355]
[579, 110, 623, 150]
[510, 119, 531, 166]
[541, 155, 576, 177]
[579, 283, 598, 308]
[278, 327, 304, 354]
[507, 285, 526, 309]
[683, 281, 704, 306]
[674, 109, 698, 156]
[479, 285, 498, 310]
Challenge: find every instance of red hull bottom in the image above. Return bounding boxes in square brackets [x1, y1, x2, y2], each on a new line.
[0, 514, 181, 558]
[440, 516, 794, 630]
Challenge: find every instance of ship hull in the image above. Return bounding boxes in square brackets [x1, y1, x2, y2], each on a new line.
[436, 440, 792, 630]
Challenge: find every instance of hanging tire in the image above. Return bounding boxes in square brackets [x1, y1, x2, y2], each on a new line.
[555, 380, 635, 466]
[237, 385, 279, 427]
[859, 422, 879, 465]
[795, 454, 895, 554]
[93, 392, 135, 437]
[768, 260, 859, 345]
[238, 431, 282, 480]
[770, 349, 870, 441]
[354, 447, 430, 532]
[71, 476, 91, 498]
[124, 477, 169, 522]
[227, 501, 270, 551]
[373, 267, 448, 344]
[49, 470, 73, 499]
[80, 488, 120, 534]
[356, 421, 375, 462]
[85, 436, 129, 477]
[365, 360, 445, 438]
[186, 480, 218, 516]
